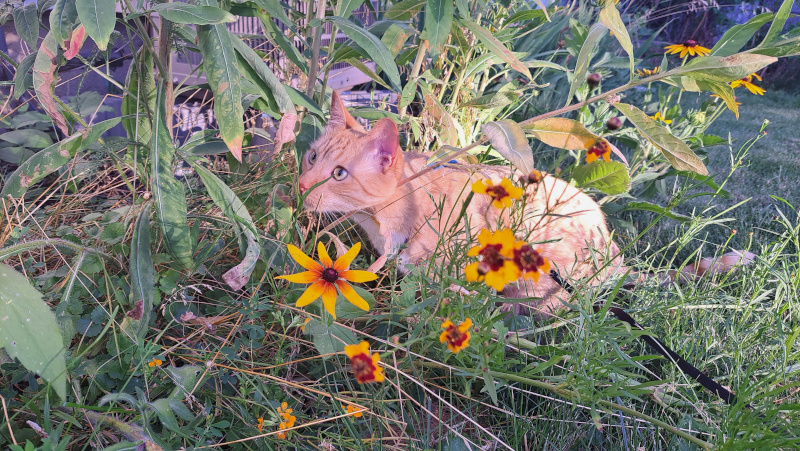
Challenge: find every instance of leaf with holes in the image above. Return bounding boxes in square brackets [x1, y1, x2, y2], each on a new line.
[482, 120, 533, 174]
[572, 160, 630, 195]
[0, 263, 66, 400]
[523, 117, 599, 151]
[76, 0, 116, 51]
[614, 103, 708, 175]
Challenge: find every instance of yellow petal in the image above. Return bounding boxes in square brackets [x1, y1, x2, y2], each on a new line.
[503, 260, 521, 282]
[467, 245, 482, 257]
[321, 282, 338, 318]
[345, 341, 369, 358]
[340, 269, 378, 283]
[465, 262, 481, 282]
[276, 271, 321, 284]
[485, 271, 507, 291]
[439, 330, 449, 343]
[492, 199, 505, 209]
[318, 242, 333, 268]
[336, 280, 370, 311]
[586, 152, 598, 163]
[471, 180, 487, 194]
[459, 318, 473, 331]
[287, 244, 323, 272]
[295, 281, 326, 307]
[540, 257, 551, 274]
[334, 242, 361, 271]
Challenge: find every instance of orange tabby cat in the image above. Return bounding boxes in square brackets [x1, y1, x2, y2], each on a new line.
[297, 92, 751, 316]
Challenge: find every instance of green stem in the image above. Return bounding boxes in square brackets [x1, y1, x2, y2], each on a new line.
[306, 0, 329, 99]
[0, 239, 117, 264]
[398, 40, 429, 119]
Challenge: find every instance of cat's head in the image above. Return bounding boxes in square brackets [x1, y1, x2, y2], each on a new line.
[299, 91, 403, 213]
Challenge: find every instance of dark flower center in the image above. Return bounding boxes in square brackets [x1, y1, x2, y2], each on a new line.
[486, 185, 509, 199]
[321, 268, 339, 283]
[588, 140, 610, 156]
[444, 324, 469, 348]
[684, 39, 697, 47]
[478, 244, 506, 271]
[351, 353, 377, 383]
[514, 245, 545, 272]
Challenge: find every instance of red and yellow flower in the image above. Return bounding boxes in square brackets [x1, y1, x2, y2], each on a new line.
[650, 111, 672, 125]
[635, 66, 660, 77]
[342, 404, 363, 418]
[472, 177, 524, 209]
[276, 243, 377, 319]
[440, 318, 472, 353]
[344, 341, 385, 384]
[730, 73, 765, 95]
[585, 139, 611, 163]
[513, 242, 551, 282]
[465, 228, 520, 291]
[664, 40, 710, 58]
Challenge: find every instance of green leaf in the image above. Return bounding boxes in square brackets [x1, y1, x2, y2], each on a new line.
[50, 0, 80, 48]
[335, 286, 375, 320]
[151, 83, 194, 270]
[572, 160, 630, 195]
[566, 21, 606, 106]
[336, 0, 366, 19]
[423, 0, 454, 57]
[598, 2, 633, 77]
[326, 16, 402, 90]
[503, 9, 548, 28]
[129, 203, 155, 342]
[458, 91, 518, 109]
[151, 3, 236, 25]
[76, 0, 116, 51]
[0, 129, 53, 149]
[620, 201, 690, 222]
[678, 53, 777, 83]
[0, 263, 66, 400]
[230, 35, 294, 114]
[121, 48, 157, 149]
[614, 103, 708, 175]
[13, 2, 39, 49]
[481, 119, 533, 174]
[33, 32, 68, 135]
[345, 58, 394, 91]
[460, 18, 533, 81]
[385, 0, 426, 20]
[13, 53, 35, 100]
[760, 0, 793, 47]
[381, 23, 415, 58]
[711, 13, 773, 56]
[259, 14, 309, 74]
[196, 5, 245, 160]
[705, 80, 739, 119]
[303, 319, 359, 357]
[522, 117, 599, 151]
[252, 0, 295, 32]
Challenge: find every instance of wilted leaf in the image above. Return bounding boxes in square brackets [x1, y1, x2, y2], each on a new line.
[423, 91, 458, 146]
[381, 24, 415, 57]
[151, 3, 236, 24]
[461, 18, 533, 81]
[423, 0, 453, 57]
[50, 0, 80, 48]
[523, 117, 598, 151]
[33, 31, 69, 135]
[273, 112, 298, 152]
[614, 103, 708, 175]
[482, 119, 533, 174]
[0, 263, 66, 400]
[76, 0, 116, 51]
[572, 160, 630, 195]
[64, 25, 87, 60]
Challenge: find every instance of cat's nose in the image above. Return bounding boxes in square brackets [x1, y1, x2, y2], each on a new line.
[298, 181, 309, 194]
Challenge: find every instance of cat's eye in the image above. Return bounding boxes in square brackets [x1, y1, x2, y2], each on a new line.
[332, 166, 348, 181]
[308, 150, 317, 165]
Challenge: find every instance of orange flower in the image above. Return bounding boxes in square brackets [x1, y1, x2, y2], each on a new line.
[276, 430, 287, 439]
[256, 416, 264, 432]
[512, 242, 551, 282]
[664, 39, 710, 58]
[277, 402, 292, 417]
[342, 404, 363, 418]
[730, 73, 765, 95]
[276, 243, 377, 319]
[344, 341, 384, 384]
[148, 358, 162, 367]
[465, 228, 520, 291]
[650, 111, 672, 125]
[472, 177, 524, 209]
[585, 139, 611, 163]
[439, 318, 472, 353]
[635, 66, 660, 77]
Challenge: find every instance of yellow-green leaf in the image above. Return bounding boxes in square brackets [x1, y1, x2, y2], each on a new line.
[566, 22, 607, 106]
[482, 119, 533, 174]
[572, 160, 630, 195]
[599, 1, 633, 77]
[523, 117, 599, 151]
[460, 18, 533, 81]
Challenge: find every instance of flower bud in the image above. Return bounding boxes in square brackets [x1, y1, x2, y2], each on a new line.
[587, 73, 602, 89]
[606, 117, 623, 130]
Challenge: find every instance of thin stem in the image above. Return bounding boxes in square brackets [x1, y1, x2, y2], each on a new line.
[0, 239, 117, 264]
[306, 0, 329, 99]
[398, 40, 429, 119]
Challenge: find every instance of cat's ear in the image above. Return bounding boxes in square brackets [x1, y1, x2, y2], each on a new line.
[328, 91, 363, 131]
[369, 118, 400, 173]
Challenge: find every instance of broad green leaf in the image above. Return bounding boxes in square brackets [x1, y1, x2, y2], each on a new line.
[345, 58, 394, 91]
[286, 86, 323, 118]
[335, 286, 375, 320]
[760, 0, 793, 47]
[303, 318, 359, 357]
[326, 17, 402, 90]
[523, 117, 598, 151]
[0, 148, 35, 164]
[0, 129, 53, 149]
[259, 13, 309, 74]
[252, 0, 295, 32]
[336, 0, 366, 19]
[76, 0, 116, 51]
[188, 140, 229, 155]
[598, 2, 633, 77]
[50, 0, 80, 47]
[614, 103, 708, 175]
[482, 119, 533, 174]
[423, 0, 453, 57]
[461, 18, 533, 81]
[129, 202, 155, 342]
[196, 5, 245, 161]
[121, 48, 157, 150]
[572, 160, 630, 195]
[151, 3, 236, 25]
[0, 118, 116, 198]
[503, 9, 548, 28]
[151, 83, 194, 270]
[711, 13, 773, 56]
[399, 77, 417, 109]
[0, 263, 66, 400]
[385, 0, 426, 20]
[230, 35, 294, 114]
[381, 24, 415, 57]
[677, 53, 777, 83]
[33, 32, 68, 135]
[13, 53, 35, 99]
[566, 22, 607, 106]
[13, 2, 39, 49]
